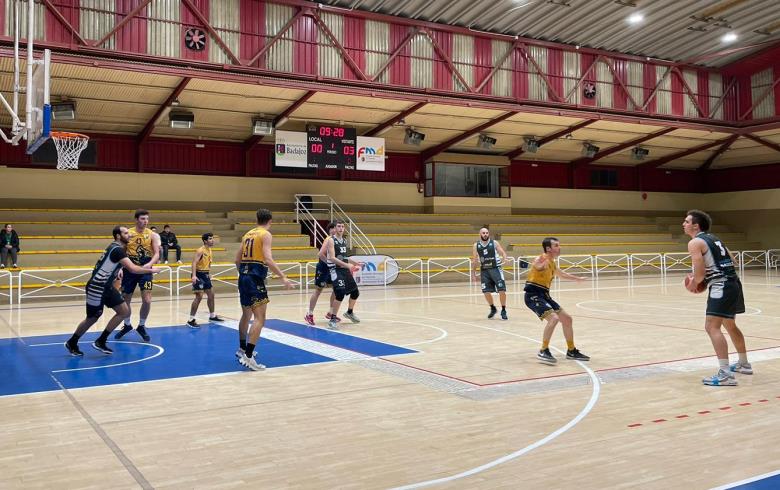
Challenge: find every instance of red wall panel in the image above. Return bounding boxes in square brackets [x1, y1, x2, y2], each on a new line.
[342, 15, 365, 81]
[643, 63, 656, 113]
[671, 70, 684, 116]
[143, 138, 244, 175]
[294, 13, 317, 76]
[181, 0, 209, 63]
[639, 167, 701, 193]
[580, 53, 597, 107]
[706, 163, 780, 192]
[612, 59, 628, 111]
[697, 70, 710, 117]
[47, 0, 80, 45]
[430, 30, 452, 92]
[511, 161, 570, 188]
[546, 48, 564, 102]
[115, 0, 148, 53]
[474, 36, 492, 95]
[512, 45, 528, 100]
[240, 0, 264, 66]
[389, 24, 411, 86]
[737, 74, 752, 120]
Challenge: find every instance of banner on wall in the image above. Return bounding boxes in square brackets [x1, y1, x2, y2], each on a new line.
[350, 254, 399, 285]
[356, 136, 385, 172]
[274, 131, 308, 168]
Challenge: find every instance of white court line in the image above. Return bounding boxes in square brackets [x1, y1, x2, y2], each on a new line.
[710, 468, 780, 490]
[29, 341, 165, 372]
[387, 313, 601, 490]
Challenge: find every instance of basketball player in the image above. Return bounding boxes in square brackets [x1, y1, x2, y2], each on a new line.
[236, 209, 293, 371]
[304, 222, 337, 326]
[326, 220, 363, 330]
[471, 226, 509, 319]
[115, 209, 161, 342]
[684, 210, 751, 386]
[186, 233, 224, 328]
[524, 237, 590, 364]
[65, 226, 159, 356]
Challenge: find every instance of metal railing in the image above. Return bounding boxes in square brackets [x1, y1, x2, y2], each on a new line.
[0, 270, 11, 305]
[294, 194, 376, 254]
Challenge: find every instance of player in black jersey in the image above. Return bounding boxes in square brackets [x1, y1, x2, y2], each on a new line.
[65, 226, 159, 356]
[684, 210, 751, 386]
[325, 220, 363, 330]
[471, 226, 509, 319]
[304, 222, 337, 326]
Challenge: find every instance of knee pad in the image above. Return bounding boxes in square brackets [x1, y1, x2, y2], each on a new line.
[334, 290, 345, 302]
[350, 289, 360, 300]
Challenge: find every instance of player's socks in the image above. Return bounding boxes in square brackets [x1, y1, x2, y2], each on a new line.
[245, 343, 256, 358]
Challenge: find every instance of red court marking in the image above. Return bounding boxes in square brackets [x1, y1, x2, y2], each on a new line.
[759, 399, 769, 402]
[698, 410, 711, 414]
[627, 423, 643, 428]
[739, 402, 752, 406]
[719, 406, 732, 411]
[675, 414, 689, 419]
[652, 419, 667, 423]
[629, 397, 779, 429]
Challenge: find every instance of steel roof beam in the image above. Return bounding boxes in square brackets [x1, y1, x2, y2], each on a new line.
[364, 102, 427, 137]
[637, 136, 735, 169]
[698, 134, 740, 170]
[504, 119, 598, 160]
[421, 111, 519, 161]
[137, 77, 192, 143]
[571, 127, 676, 167]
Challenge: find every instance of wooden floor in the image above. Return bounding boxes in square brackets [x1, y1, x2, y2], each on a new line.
[2, 271, 780, 489]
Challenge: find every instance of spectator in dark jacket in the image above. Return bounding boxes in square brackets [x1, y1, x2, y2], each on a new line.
[0, 223, 20, 268]
[159, 225, 182, 264]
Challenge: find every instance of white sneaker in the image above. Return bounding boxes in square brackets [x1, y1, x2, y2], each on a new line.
[327, 319, 339, 330]
[343, 311, 360, 323]
[164, 260, 169, 264]
[729, 361, 753, 375]
[235, 348, 257, 360]
[239, 353, 265, 371]
[702, 369, 737, 386]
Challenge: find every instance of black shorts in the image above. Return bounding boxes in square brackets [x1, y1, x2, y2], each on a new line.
[331, 267, 358, 296]
[238, 273, 269, 308]
[314, 261, 332, 289]
[524, 285, 561, 320]
[86, 286, 124, 319]
[706, 278, 745, 319]
[121, 271, 153, 294]
[192, 271, 212, 292]
[480, 267, 506, 293]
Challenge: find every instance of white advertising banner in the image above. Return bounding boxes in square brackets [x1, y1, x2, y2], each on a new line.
[356, 136, 386, 171]
[275, 130, 308, 168]
[350, 254, 399, 285]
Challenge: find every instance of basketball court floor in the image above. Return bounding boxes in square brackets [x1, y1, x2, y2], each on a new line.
[2, 271, 780, 489]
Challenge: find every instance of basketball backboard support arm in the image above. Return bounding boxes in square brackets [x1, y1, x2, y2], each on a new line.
[0, 0, 51, 151]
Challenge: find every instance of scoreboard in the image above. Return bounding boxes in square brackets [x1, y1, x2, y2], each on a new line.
[307, 124, 356, 170]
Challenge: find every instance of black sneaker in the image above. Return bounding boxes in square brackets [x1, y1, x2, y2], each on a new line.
[500, 309, 508, 320]
[186, 319, 200, 329]
[209, 315, 225, 322]
[488, 306, 498, 319]
[114, 324, 133, 340]
[537, 348, 557, 364]
[65, 339, 83, 357]
[136, 325, 151, 342]
[566, 348, 590, 361]
[92, 339, 113, 354]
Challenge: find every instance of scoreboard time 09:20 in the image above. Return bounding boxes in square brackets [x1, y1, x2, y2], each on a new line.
[307, 124, 357, 170]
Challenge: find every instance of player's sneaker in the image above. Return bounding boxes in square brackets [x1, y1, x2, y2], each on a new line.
[500, 309, 508, 320]
[239, 353, 265, 371]
[325, 312, 342, 322]
[566, 348, 590, 361]
[114, 324, 133, 340]
[136, 325, 151, 342]
[343, 311, 360, 323]
[537, 348, 557, 364]
[235, 348, 258, 360]
[327, 319, 339, 330]
[92, 339, 113, 354]
[208, 315, 225, 322]
[702, 369, 738, 386]
[729, 361, 753, 375]
[65, 339, 83, 357]
[488, 305, 498, 319]
[186, 319, 200, 329]
[304, 313, 315, 326]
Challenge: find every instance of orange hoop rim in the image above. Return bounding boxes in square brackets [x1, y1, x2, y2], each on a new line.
[50, 131, 89, 140]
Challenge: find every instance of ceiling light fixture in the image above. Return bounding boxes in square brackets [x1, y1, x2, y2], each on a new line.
[722, 32, 738, 43]
[627, 13, 644, 24]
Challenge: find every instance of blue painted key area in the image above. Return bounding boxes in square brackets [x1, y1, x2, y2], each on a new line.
[0, 320, 416, 397]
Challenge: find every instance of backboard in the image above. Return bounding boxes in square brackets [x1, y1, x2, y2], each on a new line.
[26, 48, 51, 154]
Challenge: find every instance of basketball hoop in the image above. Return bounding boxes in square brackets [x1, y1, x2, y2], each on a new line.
[51, 131, 89, 170]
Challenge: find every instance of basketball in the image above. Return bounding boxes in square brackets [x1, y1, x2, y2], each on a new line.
[684, 273, 706, 293]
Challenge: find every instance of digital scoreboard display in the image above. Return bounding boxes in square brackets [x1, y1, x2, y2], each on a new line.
[307, 125, 356, 170]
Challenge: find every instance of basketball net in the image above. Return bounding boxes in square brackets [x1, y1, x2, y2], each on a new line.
[51, 131, 89, 170]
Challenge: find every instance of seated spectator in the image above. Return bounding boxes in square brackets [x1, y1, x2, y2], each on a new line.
[0, 223, 20, 268]
[159, 224, 182, 264]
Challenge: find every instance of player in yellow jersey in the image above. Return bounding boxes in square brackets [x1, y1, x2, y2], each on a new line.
[235, 209, 293, 371]
[115, 209, 161, 342]
[186, 233, 225, 328]
[524, 237, 590, 364]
